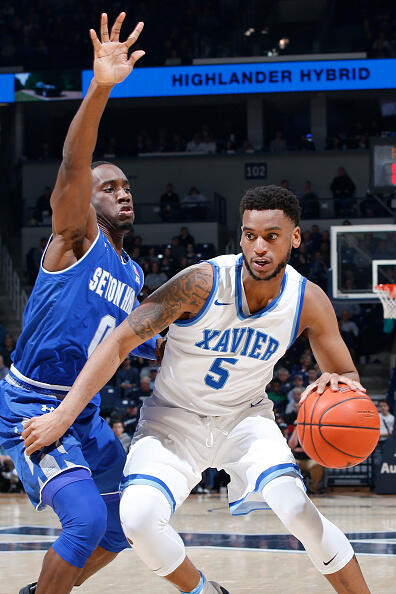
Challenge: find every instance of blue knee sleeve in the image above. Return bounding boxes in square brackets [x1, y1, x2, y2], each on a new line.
[44, 474, 108, 568]
[99, 493, 130, 553]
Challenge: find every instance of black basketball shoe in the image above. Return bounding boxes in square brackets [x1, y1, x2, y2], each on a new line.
[210, 582, 230, 593]
[19, 583, 37, 594]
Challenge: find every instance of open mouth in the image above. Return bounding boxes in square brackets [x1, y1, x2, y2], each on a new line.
[119, 208, 133, 217]
[252, 258, 271, 270]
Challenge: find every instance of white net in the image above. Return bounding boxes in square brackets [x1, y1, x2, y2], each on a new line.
[374, 284, 396, 319]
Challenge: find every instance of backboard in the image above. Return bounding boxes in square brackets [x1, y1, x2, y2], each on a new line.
[330, 224, 396, 301]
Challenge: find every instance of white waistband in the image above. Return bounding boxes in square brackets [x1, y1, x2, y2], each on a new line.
[10, 364, 72, 391]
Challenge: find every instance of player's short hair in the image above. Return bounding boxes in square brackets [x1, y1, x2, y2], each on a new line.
[240, 185, 301, 226]
[90, 160, 114, 170]
[378, 399, 389, 406]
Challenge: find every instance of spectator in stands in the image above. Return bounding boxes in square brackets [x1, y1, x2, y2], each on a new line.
[170, 236, 185, 263]
[284, 387, 303, 423]
[330, 167, 356, 215]
[149, 366, 159, 389]
[239, 139, 255, 154]
[289, 426, 325, 495]
[270, 130, 287, 152]
[339, 310, 359, 357]
[170, 133, 186, 152]
[134, 376, 153, 406]
[299, 134, 316, 151]
[306, 368, 319, 386]
[102, 137, 119, 160]
[287, 374, 304, 405]
[179, 226, 195, 248]
[185, 243, 198, 266]
[111, 419, 131, 453]
[310, 251, 328, 290]
[0, 445, 21, 493]
[267, 378, 287, 413]
[276, 367, 292, 394]
[33, 186, 52, 224]
[160, 183, 180, 222]
[328, 136, 344, 151]
[116, 358, 139, 398]
[121, 399, 140, 437]
[181, 187, 208, 217]
[186, 132, 202, 152]
[373, 399, 395, 478]
[0, 355, 9, 380]
[280, 179, 294, 193]
[291, 353, 313, 385]
[198, 132, 217, 154]
[145, 261, 168, 292]
[300, 181, 319, 218]
[310, 225, 322, 251]
[26, 237, 48, 285]
[0, 335, 15, 368]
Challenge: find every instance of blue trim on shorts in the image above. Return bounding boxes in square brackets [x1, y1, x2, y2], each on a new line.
[288, 276, 307, 348]
[120, 473, 176, 514]
[229, 463, 303, 516]
[173, 261, 219, 326]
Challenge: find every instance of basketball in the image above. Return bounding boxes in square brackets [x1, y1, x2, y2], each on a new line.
[297, 384, 380, 469]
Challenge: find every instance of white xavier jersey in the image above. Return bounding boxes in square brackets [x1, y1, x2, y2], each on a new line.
[153, 254, 307, 416]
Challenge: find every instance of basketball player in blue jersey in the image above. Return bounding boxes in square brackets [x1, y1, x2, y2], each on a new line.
[23, 186, 371, 593]
[0, 13, 163, 594]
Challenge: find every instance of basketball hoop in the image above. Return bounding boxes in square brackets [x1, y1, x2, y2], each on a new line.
[374, 284, 396, 319]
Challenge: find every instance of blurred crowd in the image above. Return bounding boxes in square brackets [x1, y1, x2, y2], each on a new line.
[1, 1, 395, 69]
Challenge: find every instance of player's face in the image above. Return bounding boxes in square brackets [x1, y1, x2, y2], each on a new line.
[240, 209, 301, 281]
[91, 164, 134, 233]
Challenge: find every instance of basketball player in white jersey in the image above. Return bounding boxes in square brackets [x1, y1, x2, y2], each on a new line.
[23, 186, 370, 593]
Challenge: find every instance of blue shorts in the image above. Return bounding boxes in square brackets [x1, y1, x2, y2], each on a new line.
[0, 377, 129, 551]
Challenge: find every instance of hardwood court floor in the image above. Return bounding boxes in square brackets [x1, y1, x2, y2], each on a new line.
[1, 491, 396, 593]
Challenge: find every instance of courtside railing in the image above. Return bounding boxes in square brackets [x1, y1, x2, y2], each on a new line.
[0, 234, 28, 323]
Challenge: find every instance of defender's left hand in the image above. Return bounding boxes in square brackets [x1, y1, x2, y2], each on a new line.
[22, 411, 70, 456]
[300, 372, 366, 404]
[155, 336, 167, 364]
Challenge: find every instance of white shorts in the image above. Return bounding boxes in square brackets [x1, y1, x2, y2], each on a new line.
[120, 401, 303, 516]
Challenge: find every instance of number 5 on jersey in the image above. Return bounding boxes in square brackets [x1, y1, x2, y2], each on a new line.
[204, 357, 238, 390]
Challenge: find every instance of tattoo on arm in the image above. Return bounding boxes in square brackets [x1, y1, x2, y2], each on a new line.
[127, 264, 213, 341]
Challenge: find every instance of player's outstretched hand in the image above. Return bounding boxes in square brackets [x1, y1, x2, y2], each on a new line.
[90, 12, 145, 87]
[22, 411, 69, 456]
[299, 372, 366, 404]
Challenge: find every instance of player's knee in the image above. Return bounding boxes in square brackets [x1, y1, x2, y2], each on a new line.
[120, 484, 172, 544]
[52, 479, 108, 568]
[284, 491, 320, 537]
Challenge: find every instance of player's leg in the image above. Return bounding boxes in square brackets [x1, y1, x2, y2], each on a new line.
[0, 383, 110, 594]
[119, 408, 229, 593]
[262, 476, 369, 593]
[220, 412, 369, 593]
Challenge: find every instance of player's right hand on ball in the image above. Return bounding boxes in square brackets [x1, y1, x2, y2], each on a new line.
[300, 372, 366, 404]
[22, 411, 70, 455]
[90, 12, 145, 86]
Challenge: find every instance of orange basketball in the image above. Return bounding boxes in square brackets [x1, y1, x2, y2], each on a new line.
[297, 384, 380, 468]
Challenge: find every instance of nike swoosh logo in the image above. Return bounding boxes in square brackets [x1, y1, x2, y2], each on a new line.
[214, 299, 232, 306]
[323, 553, 338, 566]
[250, 398, 264, 408]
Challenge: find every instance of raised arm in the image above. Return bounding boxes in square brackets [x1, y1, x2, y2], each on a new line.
[46, 13, 145, 268]
[22, 263, 214, 453]
[299, 281, 365, 402]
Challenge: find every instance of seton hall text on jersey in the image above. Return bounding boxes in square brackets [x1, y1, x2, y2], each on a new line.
[89, 267, 135, 314]
[195, 328, 279, 361]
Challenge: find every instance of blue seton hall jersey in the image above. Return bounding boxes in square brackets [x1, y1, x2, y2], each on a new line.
[9, 229, 155, 407]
